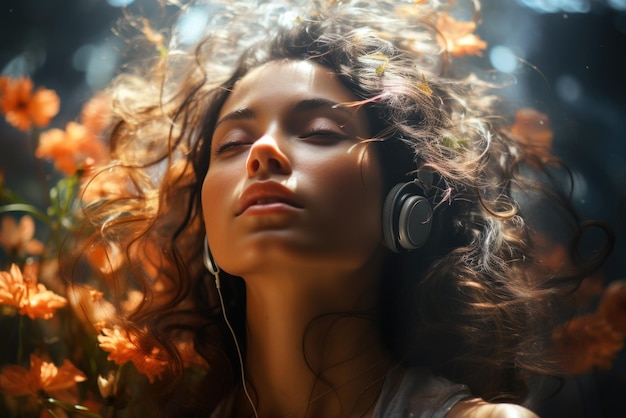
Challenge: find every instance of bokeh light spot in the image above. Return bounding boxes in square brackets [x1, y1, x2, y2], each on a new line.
[1, 49, 46, 77]
[555, 75, 582, 103]
[72, 44, 95, 72]
[489, 45, 518, 73]
[107, 0, 135, 7]
[609, 0, 626, 11]
[515, 0, 591, 13]
[571, 170, 589, 204]
[175, 6, 212, 46]
[71, 42, 119, 88]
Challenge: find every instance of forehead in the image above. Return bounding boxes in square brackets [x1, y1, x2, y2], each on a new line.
[219, 60, 360, 116]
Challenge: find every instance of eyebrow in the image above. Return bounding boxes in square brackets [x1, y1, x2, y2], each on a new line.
[292, 98, 353, 117]
[215, 107, 255, 128]
[215, 98, 354, 128]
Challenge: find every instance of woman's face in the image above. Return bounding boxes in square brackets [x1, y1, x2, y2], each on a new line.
[202, 60, 384, 278]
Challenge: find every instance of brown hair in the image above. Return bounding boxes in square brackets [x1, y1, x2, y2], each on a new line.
[68, 0, 611, 415]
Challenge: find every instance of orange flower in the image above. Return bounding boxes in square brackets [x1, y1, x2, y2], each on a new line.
[572, 272, 606, 308]
[0, 76, 60, 131]
[175, 338, 209, 369]
[0, 263, 23, 308]
[510, 108, 553, 146]
[436, 13, 487, 57]
[132, 352, 171, 384]
[553, 314, 624, 375]
[98, 326, 141, 366]
[68, 284, 117, 332]
[98, 326, 169, 383]
[97, 371, 116, 399]
[510, 108, 555, 164]
[35, 92, 111, 175]
[84, 239, 123, 275]
[0, 263, 67, 319]
[121, 289, 145, 315]
[535, 241, 567, 272]
[80, 167, 133, 203]
[80, 91, 112, 135]
[0, 215, 44, 257]
[598, 279, 626, 334]
[23, 258, 63, 295]
[36, 121, 107, 175]
[0, 354, 86, 398]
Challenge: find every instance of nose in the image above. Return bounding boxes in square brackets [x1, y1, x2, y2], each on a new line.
[246, 135, 292, 178]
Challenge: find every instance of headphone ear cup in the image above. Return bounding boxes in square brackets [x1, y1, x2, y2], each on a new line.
[382, 182, 433, 253]
[382, 183, 405, 253]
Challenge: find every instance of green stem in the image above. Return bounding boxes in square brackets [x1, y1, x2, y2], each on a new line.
[0, 203, 50, 225]
[29, 127, 52, 209]
[44, 397, 104, 418]
[105, 405, 116, 418]
[0, 185, 26, 205]
[16, 396, 25, 418]
[43, 405, 61, 418]
[106, 363, 127, 418]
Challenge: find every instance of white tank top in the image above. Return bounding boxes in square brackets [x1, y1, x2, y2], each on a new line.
[210, 367, 472, 417]
[372, 367, 472, 418]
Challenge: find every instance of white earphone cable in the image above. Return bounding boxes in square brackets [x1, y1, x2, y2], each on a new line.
[214, 271, 259, 418]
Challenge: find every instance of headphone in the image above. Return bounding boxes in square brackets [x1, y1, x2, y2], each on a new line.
[202, 237, 258, 418]
[204, 181, 433, 264]
[203, 237, 220, 278]
[382, 178, 433, 253]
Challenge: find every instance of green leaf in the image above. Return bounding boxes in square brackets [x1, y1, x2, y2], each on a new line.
[44, 398, 104, 418]
[47, 173, 80, 228]
[442, 136, 469, 150]
[0, 203, 50, 224]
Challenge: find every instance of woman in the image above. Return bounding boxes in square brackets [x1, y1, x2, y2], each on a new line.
[73, 0, 605, 416]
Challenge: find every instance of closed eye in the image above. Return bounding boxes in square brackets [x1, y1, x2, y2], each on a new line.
[212, 127, 253, 156]
[214, 140, 251, 155]
[299, 130, 347, 140]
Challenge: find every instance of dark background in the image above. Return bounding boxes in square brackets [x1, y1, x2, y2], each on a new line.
[1, 0, 625, 416]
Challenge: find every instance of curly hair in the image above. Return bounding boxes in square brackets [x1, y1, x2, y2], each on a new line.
[67, 0, 611, 415]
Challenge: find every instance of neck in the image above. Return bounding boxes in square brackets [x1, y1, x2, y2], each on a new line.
[234, 260, 391, 418]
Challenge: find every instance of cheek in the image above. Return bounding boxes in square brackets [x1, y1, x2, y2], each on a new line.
[315, 149, 383, 229]
[340, 148, 382, 204]
[201, 176, 214, 235]
[201, 168, 230, 239]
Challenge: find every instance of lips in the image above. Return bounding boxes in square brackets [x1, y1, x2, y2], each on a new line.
[236, 181, 302, 215]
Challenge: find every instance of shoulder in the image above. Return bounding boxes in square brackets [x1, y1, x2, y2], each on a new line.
[447, 398, 539, 418]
